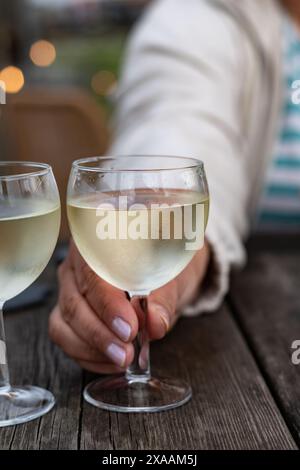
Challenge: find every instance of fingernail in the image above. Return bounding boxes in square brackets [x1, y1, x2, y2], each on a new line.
[151, 304, 170, 333]
[106, 343, 126, 367]
[112, 316, 131, 342]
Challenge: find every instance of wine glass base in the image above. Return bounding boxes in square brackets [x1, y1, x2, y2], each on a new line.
[84, 374, 192, 413]
[0, 385, 55, 427]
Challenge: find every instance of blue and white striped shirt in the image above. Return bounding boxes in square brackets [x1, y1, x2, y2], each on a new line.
[257, 15, 300, 232]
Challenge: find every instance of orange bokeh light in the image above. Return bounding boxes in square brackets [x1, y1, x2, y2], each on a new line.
[30, 40, 56, 67]
[91, 70, 116, 96]
[0, 66, 24, 94]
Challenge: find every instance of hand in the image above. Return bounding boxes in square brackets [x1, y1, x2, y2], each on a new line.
[49, 240, 210, 373]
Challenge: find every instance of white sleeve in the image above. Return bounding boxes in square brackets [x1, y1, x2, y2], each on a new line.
[109, 0, 249, 314]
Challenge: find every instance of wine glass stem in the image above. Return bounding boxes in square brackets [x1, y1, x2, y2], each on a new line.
[126, 296, 150, 383]
[0, 302, 10, 392]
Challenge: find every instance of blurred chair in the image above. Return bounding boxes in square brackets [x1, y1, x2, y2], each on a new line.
[3, 87, 109, 239]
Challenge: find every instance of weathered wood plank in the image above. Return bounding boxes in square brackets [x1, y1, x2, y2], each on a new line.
[80, 305, 296, 450]
[0, 247, 297, 450]
[230, 237, 300, 446]
[0, 264, 83, 450]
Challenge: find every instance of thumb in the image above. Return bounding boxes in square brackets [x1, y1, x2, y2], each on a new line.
[147, 280, 179, 340]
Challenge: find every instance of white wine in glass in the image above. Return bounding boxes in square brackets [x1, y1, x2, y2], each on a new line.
[0, 201, 60, 302]
[67, 156, 209, 412]
[68, 190, 209, 294]
[0, 162, 61, 427]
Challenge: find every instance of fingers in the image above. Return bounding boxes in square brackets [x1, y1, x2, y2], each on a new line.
[70, 243, 139, 342]
[49, 305, 105, 363]
[54, 239, 211, 372]
[146, 279, 179, 340]
[49, 309, 124, 374]
[57, 261, 134, 368]
[49, 306, 125, 374]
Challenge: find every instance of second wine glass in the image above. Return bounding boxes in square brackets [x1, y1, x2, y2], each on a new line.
[0, 161, 61, 427]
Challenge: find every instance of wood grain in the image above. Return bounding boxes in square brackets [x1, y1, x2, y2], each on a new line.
[80, 305, 296, 450]
[230, 238, 300, 446]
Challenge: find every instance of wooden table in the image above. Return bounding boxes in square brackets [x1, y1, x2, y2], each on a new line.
[0, 236, 299, 450]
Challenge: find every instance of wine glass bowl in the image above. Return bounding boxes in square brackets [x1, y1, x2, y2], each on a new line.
[67, 155, 209, 412]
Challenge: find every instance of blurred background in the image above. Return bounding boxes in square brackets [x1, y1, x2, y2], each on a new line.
[0, 0, 151, 238]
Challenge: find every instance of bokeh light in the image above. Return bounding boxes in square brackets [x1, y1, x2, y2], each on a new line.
[30, 40, 56, 67]
[0, 66, 25, 94]
[91, 70, 116, 96]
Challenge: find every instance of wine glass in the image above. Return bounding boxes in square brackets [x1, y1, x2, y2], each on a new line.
[67, 155, 209, 412]
[0, 161, 61, 426]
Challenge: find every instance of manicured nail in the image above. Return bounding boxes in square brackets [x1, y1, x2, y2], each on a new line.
[106, 343, 126, 367]
[151, 304, 170, 333]
[112, 316, 131, 341]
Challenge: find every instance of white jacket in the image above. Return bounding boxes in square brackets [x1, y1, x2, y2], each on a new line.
[110, 0, 283, 314]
